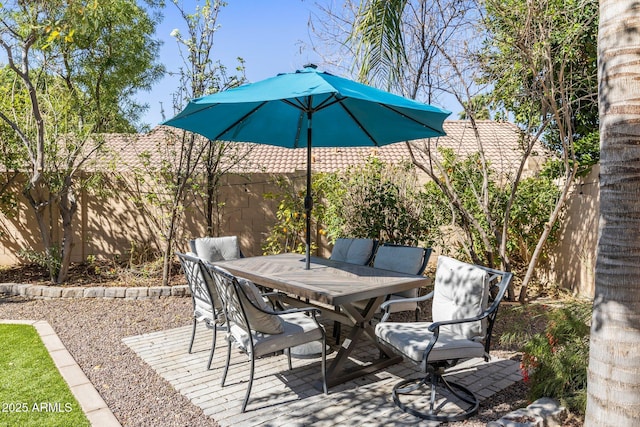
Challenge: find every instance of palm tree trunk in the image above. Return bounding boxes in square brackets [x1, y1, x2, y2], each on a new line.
[585, 1, 640, 424]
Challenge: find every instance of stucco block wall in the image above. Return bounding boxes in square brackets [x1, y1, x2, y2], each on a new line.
[0, 168, 599, 297]
[0, 172, 285, 265]
[543, 165, 599, 297]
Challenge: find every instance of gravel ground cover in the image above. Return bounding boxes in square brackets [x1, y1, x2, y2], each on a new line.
[0, 261, 565, 426]
[0, 292, 541, 427]
[0, 295, 218, 427]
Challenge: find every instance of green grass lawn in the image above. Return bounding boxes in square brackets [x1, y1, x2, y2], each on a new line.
[0, 324, 90, 427]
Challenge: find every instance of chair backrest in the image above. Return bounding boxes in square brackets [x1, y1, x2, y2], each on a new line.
[191, 236, 241, 263]
[372, 244, 431, 275]
[176, 252, 219, 318]
[207, 265, 284, 337]
[373, 244, 431, 298]
[329, 238, 378, 265]
[431, 256, 492, 340]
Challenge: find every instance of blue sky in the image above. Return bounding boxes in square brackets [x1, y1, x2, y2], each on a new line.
[140, 0, 324, 128]
[141, 0, 459, 129]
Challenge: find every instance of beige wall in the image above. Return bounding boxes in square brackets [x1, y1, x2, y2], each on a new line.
[0, 172, 327, 266]
[0, 168, 599, 297]
[543, 165, 599, 297]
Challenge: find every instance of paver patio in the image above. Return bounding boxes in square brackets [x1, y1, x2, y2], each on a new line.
[123, 323, 523, 426]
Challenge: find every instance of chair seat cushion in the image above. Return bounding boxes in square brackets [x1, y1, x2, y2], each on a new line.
[375, 322, 485, 363]
[229, 311, 324, 358]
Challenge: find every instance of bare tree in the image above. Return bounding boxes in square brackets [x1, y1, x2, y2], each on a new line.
[311, 0, 598, 301]
[154, 0, 248, 285]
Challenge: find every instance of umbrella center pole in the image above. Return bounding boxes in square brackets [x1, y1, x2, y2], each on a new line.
[305, 111, 313, 270]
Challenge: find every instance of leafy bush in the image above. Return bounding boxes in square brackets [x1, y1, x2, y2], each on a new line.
[18, 247, 61, 279]
[322, 157, 429, 245]
[262, 174, 334, 255]
[263, 158, 430, 254]
[520, 301, 591, 415]
[421, 147, 561, 271]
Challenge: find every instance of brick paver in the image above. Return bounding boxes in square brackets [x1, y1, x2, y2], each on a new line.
[123, 324, 523, 426]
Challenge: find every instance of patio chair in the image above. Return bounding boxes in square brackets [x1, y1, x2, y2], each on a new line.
[336, 243, 431, 344]
[329, 238, 378, 342]
[189, 235, 243, 262]
[370, 243, 432, 321]
[176, 252, 224, 370]
[374, 256, 512, 422]
[206, 264, 328, 413]
[329, 237, 378, 265]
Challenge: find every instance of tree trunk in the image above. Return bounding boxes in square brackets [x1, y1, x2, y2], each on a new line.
[518, 162, 578, 302]
[57, 184, 77, 284]
[23, 177, 58, 281]
[162, 201, 180, 287]
[206, 168, 215, 237]
[585, 1, 640, 424]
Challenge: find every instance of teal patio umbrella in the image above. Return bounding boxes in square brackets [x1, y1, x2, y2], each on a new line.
[163, 65, 450, 269]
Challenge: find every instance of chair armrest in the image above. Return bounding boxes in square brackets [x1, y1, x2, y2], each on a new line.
[244, 295, 322, 317]
[261, 291, 282, 298]
[260, 290, 287, 310]
[233, 278, 322, 318]
[379, 291, 434, 322]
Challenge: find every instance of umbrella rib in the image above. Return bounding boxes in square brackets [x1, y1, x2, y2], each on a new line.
[311, 94, 342, 111]
[282, 94, 342, 114]
[337, 101, 382, 146]
[211, 101, 269, 141]
[380, 103, 444, 135]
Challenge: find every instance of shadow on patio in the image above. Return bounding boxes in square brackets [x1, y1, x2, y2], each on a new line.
[122, 322, 522, 427]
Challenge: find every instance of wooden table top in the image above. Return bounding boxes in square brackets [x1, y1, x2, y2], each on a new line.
[214, 253, 429, 306]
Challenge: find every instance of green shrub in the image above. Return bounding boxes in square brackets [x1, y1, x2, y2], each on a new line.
[262, 174, 333, 255]
[520, 302, 590, 414]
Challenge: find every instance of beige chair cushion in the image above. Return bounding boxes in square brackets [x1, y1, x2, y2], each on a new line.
[375, 322, 485, 363]
[236, 278, 284, 335]
[431, 256, 490, 340]
[194, 236, 241, 262]
[373, 245, 425, 275]
[330, 238, 375, 265]
[186, 252, 223, 311]
[229, 311, 323, 358]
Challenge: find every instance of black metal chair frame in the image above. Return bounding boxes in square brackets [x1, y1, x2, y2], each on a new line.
[206, 264, 328, 413]
[377, 263, 512, 422]
[176, 252, 222, 370]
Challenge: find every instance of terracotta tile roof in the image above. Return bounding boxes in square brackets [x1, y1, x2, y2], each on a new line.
[98, 120, 546, 174]
[223, 120, 546, 174]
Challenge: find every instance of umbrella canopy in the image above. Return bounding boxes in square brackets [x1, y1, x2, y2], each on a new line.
[163, 65, 451, 268]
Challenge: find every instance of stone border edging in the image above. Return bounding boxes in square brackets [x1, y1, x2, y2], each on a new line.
[1, 319, 121, 427]
[0, 283, 190, 300]
[487, 397, 567, 427]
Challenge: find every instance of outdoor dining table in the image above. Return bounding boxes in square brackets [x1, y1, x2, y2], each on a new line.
[213, 252, 430, 388]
